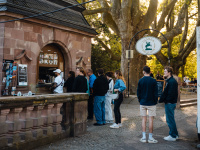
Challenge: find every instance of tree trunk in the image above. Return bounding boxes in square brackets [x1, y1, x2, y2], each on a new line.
[181, 65, 184, 81]
[121, 39, 146, 95]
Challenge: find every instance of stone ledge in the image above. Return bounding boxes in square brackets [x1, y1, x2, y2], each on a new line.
[0, 93, 88, 107]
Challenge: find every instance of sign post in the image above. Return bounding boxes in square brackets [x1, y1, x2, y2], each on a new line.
[126, 50, 133, 97]
[127, 29, 169, 97]
[196, 27, 200, 139]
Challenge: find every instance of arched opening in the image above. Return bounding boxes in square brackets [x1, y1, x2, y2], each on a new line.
[36, 43, 66, 94]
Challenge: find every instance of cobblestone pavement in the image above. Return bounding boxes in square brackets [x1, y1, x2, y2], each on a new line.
[35, 95, 198, 150]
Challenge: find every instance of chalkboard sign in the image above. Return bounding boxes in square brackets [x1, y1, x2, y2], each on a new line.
[18, 64, 28, 86]
[157, 80, 164, 97]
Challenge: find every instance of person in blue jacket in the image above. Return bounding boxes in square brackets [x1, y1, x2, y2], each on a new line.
[110, 70, 126, 129]
[87, 69, 96, 120]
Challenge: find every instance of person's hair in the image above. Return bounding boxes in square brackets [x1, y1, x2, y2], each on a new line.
[143, 66, 150, 74]
[77, 67, 86, 76]
[97, 68, 104, 75]
[87, 69, 93, 73]
[115, 70, 126, 84]
[69, 71, 75, 78]
[164, 66, 173, 75]
[105, 71, 114, 78]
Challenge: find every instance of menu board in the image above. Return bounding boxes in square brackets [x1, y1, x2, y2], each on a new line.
[18, 64, 28, 86]
[157, 80, 164, 97]
[39, 52, 58, 65]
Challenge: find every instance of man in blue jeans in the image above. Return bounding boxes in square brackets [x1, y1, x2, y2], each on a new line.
[159, 66, 179, 141]
[93, 68, 109, 126]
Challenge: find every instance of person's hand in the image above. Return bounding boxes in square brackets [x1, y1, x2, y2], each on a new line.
[114, 89, 119, 92]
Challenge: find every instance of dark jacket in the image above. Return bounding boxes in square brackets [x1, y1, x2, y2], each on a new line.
[159, 76, 178, 104]
[64, 77, 75, 92]
[137, 76, 158, 106]
[93, 75, 109, 96]
[72, 75, 88, 93]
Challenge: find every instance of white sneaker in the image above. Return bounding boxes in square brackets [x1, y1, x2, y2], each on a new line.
[148, 137, 158, 143]
[140, 138, 146, 143]
[118, 123, 122, 128]
[176, 135, 179, 140]
[164, 135, 176, 141]
[110, 123, 119, 129]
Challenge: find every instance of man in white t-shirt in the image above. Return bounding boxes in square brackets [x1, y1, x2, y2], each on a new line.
[53, 69, 64, 94]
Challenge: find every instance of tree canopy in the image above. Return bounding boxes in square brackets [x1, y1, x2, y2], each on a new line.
[80, 0, 200, 93]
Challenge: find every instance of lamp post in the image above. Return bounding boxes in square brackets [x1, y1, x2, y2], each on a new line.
[127, 28, 169, 97]
[126, 50, 133, 97]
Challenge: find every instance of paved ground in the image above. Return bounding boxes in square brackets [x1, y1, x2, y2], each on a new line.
[35, 95, 198, 150]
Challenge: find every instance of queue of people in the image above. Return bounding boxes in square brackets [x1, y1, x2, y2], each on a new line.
[52, 65, 179, 143]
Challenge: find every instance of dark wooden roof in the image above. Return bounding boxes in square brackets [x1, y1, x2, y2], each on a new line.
[0, 0, 97, 35]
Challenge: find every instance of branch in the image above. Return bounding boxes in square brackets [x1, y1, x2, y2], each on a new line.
[96, 0, 120, 36]
[97, 0, 109, 7]
[111, 0, 121, 21]
[182, 36, 196, 60]
[143, 0, 158, 29]
[162, 45, 168, 48]
[152, 0, 177, 36]
[189, 12, 198, 19]
[83, 8, 109, 15]
[131, 0, 141, 26]
[159, 0, 192, 43]
[166, 7, 174, 32]
[102, 12, 120, 36]
[94, 37, 121, 61]
[121, 0, 133, 26]
[179, 6, 188, 54]
[81, 0, 86, 8]
[180, 0, 200, 57]
[154, 51, 168, 66]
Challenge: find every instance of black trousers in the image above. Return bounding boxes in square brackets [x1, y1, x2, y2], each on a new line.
[114, 93, 123, 124]
[88, 94, 94, 119]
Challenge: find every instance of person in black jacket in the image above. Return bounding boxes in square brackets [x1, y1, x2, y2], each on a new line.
[137, 66, 158, 143]
[64, 71, 75, 92]
[72, 67, 88, 93]
[93, 68, 109, 126]
[159, 66, 179, 141]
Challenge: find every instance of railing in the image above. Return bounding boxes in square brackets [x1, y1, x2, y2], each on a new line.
[0, 93, 88, 150]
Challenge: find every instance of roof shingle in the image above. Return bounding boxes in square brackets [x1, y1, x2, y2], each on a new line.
[0, 0, 97, 35]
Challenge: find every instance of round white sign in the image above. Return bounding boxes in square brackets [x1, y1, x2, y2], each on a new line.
[135, 36, 162, 55]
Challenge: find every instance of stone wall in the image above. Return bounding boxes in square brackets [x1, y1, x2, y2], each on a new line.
[0, 13, 93, 95]
[0, 93, 88, 150]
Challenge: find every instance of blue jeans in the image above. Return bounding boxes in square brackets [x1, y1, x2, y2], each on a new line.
[94, 96, 106, 124]
[165, 103, 179, 138]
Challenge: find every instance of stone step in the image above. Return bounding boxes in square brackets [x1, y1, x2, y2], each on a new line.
[180, 98, 197, 104]
[180, 102, 197, 107]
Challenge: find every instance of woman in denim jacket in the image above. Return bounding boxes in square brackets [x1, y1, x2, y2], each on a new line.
[110, 70, 126, 129]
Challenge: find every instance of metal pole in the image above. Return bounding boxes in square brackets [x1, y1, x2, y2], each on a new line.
[128, 59, 130, 97]
[127, 28, 170, 97]
[196, 27, 200, 139]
